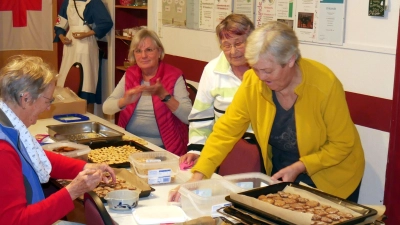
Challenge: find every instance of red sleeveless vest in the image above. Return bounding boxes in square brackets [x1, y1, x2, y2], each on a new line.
[118, 62, 188, 156]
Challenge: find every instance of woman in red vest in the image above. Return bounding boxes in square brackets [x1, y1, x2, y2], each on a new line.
[103, 29, 191, 156]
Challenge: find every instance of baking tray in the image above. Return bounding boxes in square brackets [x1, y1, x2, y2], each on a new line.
[87, 140, 154, 168]
[225, 182, 377, 225]
[218, 206, 278, 225]
[47, 121, 124, 144]
[53, 168, 154, 200]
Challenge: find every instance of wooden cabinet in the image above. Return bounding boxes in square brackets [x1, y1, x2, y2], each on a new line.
[111, 4, 147, 123]
[114, 4, 147, 85]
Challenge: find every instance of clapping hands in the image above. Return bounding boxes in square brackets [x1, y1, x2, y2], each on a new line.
[141, 78, 169, 99]
[120, 78, 169, 108]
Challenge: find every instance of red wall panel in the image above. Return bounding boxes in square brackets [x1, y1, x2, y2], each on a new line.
[164, 54, 392, 132]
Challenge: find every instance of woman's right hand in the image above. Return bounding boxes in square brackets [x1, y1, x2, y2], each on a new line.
[65, 169, 102, 200]
[59, 34, 72, 45]
[119, 86, 146, 108]
[179, 153, 200, 164]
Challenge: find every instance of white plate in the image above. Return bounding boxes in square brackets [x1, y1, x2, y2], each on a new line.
[42, 141, 91, 158]
[132, 205, 187, 224]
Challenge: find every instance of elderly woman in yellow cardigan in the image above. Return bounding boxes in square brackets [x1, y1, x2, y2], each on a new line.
[170, 21, 365, 203]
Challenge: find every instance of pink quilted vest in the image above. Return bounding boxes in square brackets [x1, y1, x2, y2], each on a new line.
[118, 62, 188, 156]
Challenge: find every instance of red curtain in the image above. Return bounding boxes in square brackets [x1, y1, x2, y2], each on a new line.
[384, 13, 400, 225]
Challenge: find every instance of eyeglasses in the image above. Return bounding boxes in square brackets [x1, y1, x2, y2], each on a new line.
[42, 95, 55, 104]
[220, 41, 246, 51]
[133, 47, 158, 55]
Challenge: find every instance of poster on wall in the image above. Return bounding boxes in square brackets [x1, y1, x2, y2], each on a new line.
[186, 0, 200, 29]
[233, 0, 255, 22]
[255, 0, 277, 28]
[162, 0, 174, 25]
[276, 0, 295, 20]
[199, 0, 215, 30]
[162, 0, 346, 46]
[316, 0, 345, 45]
[294, 0, 317, 42]
[214, 0, 233, 26]
[275, 0, 295, 29]
[172, 0, 187, 27]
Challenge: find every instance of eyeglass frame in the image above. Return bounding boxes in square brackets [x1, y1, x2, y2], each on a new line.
[133, 47, 159, 55]
[41, 95, 55, 104]
[220, 40, 246, 52]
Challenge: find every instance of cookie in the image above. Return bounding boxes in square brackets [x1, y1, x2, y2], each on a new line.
[326, 207, 339, 214]
[306, 200, 319, 207]
[326, 214, 341, 221]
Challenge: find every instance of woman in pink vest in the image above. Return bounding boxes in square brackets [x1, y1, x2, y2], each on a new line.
[103, 29, 191, 156]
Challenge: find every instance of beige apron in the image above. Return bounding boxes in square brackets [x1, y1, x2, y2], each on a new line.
[57, 0, 99, 94]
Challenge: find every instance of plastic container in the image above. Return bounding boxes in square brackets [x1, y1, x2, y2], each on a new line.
[178, 179, 243, 219]
[42, 141, 91, 160]
[129, 151, 179, 185]
[175, 170, 192, 184]
[104, 190, 140, 211]
[133, 205, 187, 224]
[223, 172, 275, 190]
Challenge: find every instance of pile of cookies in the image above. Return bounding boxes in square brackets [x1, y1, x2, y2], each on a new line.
[57, 174, 138, 199]
[122, 135, 148, 146]
[53, 146, 78, 153]
[93, 177, 137, 198]
[258, 191, 355, 224]
[88, 145, 142, 165]
[68, 132, 102, 141]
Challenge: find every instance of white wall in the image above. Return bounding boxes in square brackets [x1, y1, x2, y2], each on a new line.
[102, 0, 116, 120]
[146, 0, 399, 205]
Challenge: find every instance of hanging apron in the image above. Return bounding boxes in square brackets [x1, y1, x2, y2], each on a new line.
[57, 0, 99, 94]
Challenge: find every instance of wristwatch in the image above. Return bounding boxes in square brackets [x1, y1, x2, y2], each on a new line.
[161, 94, 172, 102]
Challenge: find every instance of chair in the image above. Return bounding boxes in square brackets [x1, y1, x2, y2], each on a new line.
[217, 134, 263, 176]
[64, 62, 83, 96]
[186, 82, 197, 105]
[84, 191, 116, 225]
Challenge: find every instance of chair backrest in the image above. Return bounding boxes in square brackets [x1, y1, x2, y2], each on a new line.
[84, 191, 115, 225]
[217, 136, 263, 176]
[186, 83, 197, 105]
[64, 62, 83, 95]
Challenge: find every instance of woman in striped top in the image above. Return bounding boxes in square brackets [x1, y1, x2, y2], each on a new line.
[180, 14, 255, 165]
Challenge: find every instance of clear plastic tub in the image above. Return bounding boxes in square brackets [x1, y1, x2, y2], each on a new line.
[223, 172, 275, 190]
[42, 141, 91, 160]
[174, 170, 192, 184]
[129, 151, 179, 184]
[178, 179, 243, 219]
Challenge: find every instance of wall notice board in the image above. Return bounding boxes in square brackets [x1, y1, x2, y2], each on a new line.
[161, 0, 347, 45]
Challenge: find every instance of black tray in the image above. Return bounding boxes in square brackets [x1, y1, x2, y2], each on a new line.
[225, 182, 377, 225]
[86, 140, 153, 168]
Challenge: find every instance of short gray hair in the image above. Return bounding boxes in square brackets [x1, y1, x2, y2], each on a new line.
[128, 29, 165, 65]
[215, 14, 254, 43]
[0, 55, 57, 106]
[245, 21, 301, 66]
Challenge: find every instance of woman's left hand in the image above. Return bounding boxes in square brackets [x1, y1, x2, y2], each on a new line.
[72, 30, 95, 40]
[142, 78, 169, 100]
[271, 161, 306, 182]
[84, 163, 116, 184]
